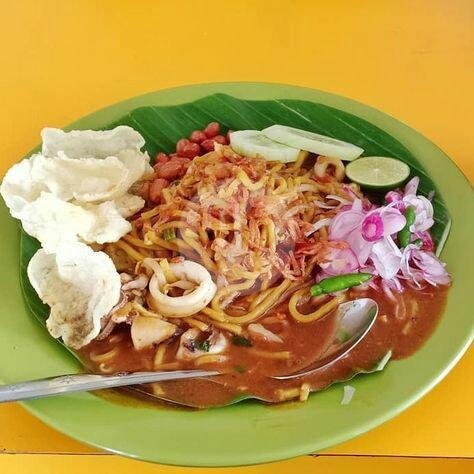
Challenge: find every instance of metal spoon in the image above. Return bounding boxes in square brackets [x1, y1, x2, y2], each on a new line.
[0, 370, 219, 403]
[272, 298, 378, 380]
[0, 298, 377, 403]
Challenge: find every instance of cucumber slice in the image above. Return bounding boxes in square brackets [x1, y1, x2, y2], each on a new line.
[262, 124, 364, 161]
[345, 156, 410, 189]
[229, 130, 300, 162]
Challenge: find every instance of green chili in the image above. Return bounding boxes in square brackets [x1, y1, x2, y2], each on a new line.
[398, 205, 416, 248]
[310, 273, 373, 297]
[162, 228, 176, 241]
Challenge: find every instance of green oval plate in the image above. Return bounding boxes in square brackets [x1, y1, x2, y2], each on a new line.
[0, 83, 472, 467]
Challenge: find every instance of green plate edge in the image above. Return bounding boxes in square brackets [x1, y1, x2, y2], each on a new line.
[0, 82, 472, 467]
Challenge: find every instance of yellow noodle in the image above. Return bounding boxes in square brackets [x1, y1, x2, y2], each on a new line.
[153, 344, 167, 368]
[142, 218, 152, 232]
[194, 355, 228, 366]
[222, 279, 292, 324]
[229, 267, 261, 280]
[249, 287, 274, 310]
[318, 225, 328, 240]
[273, 177, 287, 194]
[132, 301, 162, 319]
[98, 362, 114, 374]
[115, 240, 145, 262]
[205, 217, 238, 232]
[266, 219, 276, 252]
[145, 230, 191, 252]
[299, 383, 311, 402]
[162, 188, 173, 203]
[151, 383, 165, 396]
[90, 346, 120, 363]
[211, 279, 256, 311]
[276, 387, 300, 401]
[289, 290, 344, 323]
[250, 349, 291, 360]
[209, 320, 243, 335]
[217, 178, 240, 198]
[198, 227, 209, 244]
[289, 150, 309, 171]
[141, 207, 161, 220]
[185, 317, 210, 332]
[236, 168, 267, 191]
[153, 220, 193, 233]
[114, 301, 133, 318]
[123, 234, 163, 250]
[267, 176, 275, 190]
[202, 307, 226, 322]
[259, 223, 268, 247]
[182, 230, 217, 271]
[260, 276, 271, 292]
[159, 258, 178, 283]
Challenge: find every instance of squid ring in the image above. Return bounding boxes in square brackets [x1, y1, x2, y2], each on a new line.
[143, 258, 216, 318]
[314, 156, 345, 182]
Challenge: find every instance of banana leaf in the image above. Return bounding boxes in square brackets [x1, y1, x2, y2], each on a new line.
[18, 93, 450, 404]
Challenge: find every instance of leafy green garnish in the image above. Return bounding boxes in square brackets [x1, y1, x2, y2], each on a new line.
[162, 228, 176, 241]
[234, 365, 246, 374]
[193, 339, 210, 352]
[232, 335, 252, 347]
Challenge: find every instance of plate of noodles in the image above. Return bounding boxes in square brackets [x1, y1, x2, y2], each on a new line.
[0, 83, 472, 466]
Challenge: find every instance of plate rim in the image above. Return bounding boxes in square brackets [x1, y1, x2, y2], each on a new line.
[1, 82, 472, 466]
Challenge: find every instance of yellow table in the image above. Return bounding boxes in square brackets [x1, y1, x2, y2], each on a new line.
[0, 1, 472, 472]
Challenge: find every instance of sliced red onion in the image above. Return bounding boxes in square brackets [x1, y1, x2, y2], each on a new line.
[385, 190, 403, 204]
[370, 236, 403, 279]
[342, 184, 360, 200]
[413, 231, 435, 252]
[314, 201, 337, 209]
[297, 184, 319, 192]
[403, 194, 434, 232]
[320, 247, 360, 275]
[305, 218, 332, 237]
[404, 176, 419, 196]
[329, 208, 365, 241]
[325, 194, 350, 205]
[361, 212, 384, 242]
[248, 323, 283, 343]
[379, 207, 406, 236]
[351, 198, 363, 212]
[410, 248, 451, 286]
[385, 190, 406, 212]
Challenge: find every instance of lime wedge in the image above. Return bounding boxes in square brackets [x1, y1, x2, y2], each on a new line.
[262, 125, 364, 161]
[345, 156, 410, 189]
[230, 130, 300, 162]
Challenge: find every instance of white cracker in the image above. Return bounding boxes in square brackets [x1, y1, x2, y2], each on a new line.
[20, 193, 132, 253]
[27, 242, 121, 349]
[41, 125, 145, 159]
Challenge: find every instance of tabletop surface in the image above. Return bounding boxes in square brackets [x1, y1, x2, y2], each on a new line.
[0, 1, 472, 472]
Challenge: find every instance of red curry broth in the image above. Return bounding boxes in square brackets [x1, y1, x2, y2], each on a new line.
[80, 284, 448, 408]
